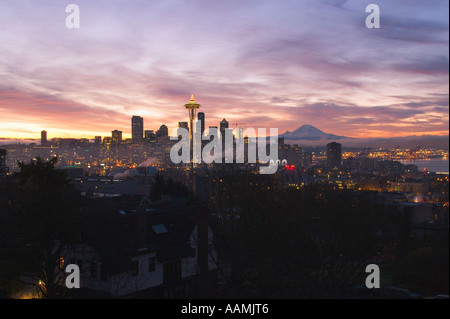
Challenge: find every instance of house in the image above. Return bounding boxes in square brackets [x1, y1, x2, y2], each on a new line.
[64, 196, 218, 298]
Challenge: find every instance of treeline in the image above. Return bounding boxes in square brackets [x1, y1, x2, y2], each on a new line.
[206, 168, 448, 298]
[0, 159, 448, 298]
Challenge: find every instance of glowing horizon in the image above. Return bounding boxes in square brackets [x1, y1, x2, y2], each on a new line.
[0, 1, 448, 141]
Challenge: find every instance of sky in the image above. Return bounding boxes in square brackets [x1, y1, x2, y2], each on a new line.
[0, 0, 448, 140]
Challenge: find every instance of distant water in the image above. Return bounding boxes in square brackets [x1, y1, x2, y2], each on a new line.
[400, 158, 449, 174]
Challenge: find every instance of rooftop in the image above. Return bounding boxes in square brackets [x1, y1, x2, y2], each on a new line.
[80, 196, 205, 274]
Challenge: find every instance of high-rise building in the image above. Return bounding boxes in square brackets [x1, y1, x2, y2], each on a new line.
[145, 130, 156, 142]
[197, 112, 205, 136]
[156, 124, 169, 140]
[220, 119, 228, 143]
[103, 137, 113, 144]
[112, 130, 122, 144]
[131, 116, 144, 143]
[41, 130, 48, 146]
[220, 118, 229, 139]
[327, 142, 342, 167]
[94, 136, 102, 145]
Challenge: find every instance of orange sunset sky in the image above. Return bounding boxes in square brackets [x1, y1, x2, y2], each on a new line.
[0, 0, 448, 141]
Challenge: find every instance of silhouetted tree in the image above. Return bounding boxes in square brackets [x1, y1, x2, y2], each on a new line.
[149, 173, 189, 201]
[149, 173, 165, 201]
[392, 235, 449, 296]
[0, 157, 82, 298]
[208, 170, 381, 298]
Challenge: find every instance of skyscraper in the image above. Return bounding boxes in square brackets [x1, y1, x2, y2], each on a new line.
[94, 136, 102, 145]
[145, 130, 156, 142]
[197, 112, 205, 136]
[157, 124, 169, 140]
[112, 130, 122, 144]
[132, 116, 144, 143]
[41, 130, 48, 146]
[327, 142, 342, 167]
[220, 118, 229, 138]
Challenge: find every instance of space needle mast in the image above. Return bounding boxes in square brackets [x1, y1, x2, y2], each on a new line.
[184, 94, 200, 142]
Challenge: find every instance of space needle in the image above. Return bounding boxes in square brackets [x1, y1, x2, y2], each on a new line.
[184, 94, 200, 142]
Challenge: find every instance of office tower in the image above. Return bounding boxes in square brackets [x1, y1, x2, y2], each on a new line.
[197, 112, 205, 136]
[157, 124, 169, 139]
[94, 136, 102, 145]
[145, 130, 156, 142]
[41, 130, 48, 146]
[112, 130, 122, 144]
[220, 118, 229, 138]
[131, 116, 144, 143]
[327, 142, 342, 167]
[103, 136, 113, 144]
[184, 95, 200, 141]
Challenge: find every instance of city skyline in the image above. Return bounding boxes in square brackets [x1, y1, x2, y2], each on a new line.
[0, 0, 448, 140]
